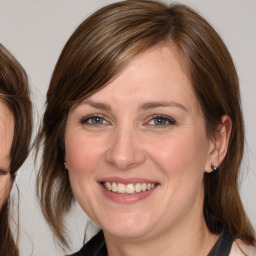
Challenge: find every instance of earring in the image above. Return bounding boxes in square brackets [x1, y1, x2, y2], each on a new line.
[64, 162, 68, 170]
[211, 163, 218, 171]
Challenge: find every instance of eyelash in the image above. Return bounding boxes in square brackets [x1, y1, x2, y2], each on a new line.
[80, 114, 176, 128]
[80, 114, 109, 126]
[146, 115, 176, 127]
[0, 169, 7, 175]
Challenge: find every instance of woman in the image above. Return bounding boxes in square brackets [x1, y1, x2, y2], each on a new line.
[0, 44, 32, 256]
[36, 1, 256, 255]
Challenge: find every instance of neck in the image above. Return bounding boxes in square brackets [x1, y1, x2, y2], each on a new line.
[104, 219, 218, 256]
[104, 189, 219, 256]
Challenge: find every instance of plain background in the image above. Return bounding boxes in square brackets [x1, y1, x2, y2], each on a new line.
[0, 0, 255, 255]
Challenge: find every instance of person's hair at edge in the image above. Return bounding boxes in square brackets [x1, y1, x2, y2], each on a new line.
[35, 0, 255, 249]
[0, 44, 32, 256]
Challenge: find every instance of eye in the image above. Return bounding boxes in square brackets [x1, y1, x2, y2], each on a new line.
[0, 169, 7, 175]
[80, 114, 109, 126]
[147, 115, 176, 127]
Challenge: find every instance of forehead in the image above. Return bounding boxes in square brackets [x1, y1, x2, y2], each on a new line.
[83, 45, 196, 107]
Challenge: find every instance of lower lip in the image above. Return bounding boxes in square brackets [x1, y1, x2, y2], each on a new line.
[99, 183, 158, 204]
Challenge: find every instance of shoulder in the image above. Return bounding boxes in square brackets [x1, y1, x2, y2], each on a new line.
[229, 239, 256, 256]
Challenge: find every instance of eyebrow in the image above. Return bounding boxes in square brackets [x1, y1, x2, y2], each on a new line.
[81, 100, 188, 112]
[81, 101, 111, 111]
[139, 101, 188, 112]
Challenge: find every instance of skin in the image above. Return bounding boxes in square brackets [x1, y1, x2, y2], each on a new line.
[0, 100, 14, 209]
[65, 45, 231, 256]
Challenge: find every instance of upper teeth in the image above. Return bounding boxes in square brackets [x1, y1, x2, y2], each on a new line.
[103, 182, 156, 194]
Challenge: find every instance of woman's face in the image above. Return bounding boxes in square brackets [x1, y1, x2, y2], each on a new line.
[0, 101, 14, 209]
[65, 45, 215, 240]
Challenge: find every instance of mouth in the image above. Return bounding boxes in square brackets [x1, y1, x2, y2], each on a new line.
[101, 181, 159, 195]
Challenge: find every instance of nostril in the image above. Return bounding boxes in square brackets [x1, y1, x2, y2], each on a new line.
[104, 130, 147, 169]
[105, 147, 146, 170]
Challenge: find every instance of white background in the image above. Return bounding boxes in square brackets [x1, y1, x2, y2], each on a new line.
[0, 0, 255, 255]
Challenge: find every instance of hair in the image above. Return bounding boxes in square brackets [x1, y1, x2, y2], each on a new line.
[0, 43, 32, 256]
[36, 0, 255, 248]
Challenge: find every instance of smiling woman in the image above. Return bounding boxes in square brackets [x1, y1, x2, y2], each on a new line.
[0, 43, 32, 256]
[65, 46, 222, 242]
[36, 0, 255, 255]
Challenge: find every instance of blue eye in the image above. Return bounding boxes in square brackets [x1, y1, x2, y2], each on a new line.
[148, 115, 176, 126]
[81, 115, 108, 125]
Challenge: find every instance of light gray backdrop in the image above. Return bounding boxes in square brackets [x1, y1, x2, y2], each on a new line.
[0, 0, 255, 255]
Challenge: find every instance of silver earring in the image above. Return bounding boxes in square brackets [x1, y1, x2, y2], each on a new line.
[64, 162, 68, 170]
[211, 163, 218, 171]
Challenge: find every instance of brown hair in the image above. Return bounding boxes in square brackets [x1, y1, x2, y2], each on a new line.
[36, 0, 255, 248]
[0, 44, 32, 256]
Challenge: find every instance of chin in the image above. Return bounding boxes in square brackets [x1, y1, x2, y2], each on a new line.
[99, 214, 154, 240]
[105, 227, 151, 240]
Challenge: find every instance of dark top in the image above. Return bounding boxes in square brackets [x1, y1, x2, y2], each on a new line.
[208, 228, 234, 256]
[70, 228, 233, 256]
[70, 231, 106, 256]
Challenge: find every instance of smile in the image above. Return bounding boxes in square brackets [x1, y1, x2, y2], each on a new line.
[102, 182, 157, 194]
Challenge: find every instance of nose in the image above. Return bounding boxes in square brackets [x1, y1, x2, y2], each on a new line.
[105, 127, 146, 170]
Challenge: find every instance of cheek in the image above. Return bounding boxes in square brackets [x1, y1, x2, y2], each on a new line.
[150, 134, 207, 170]
[146, 128, 209, 192]
[65, 130, 105, 177]
[147, 132, 209, 217]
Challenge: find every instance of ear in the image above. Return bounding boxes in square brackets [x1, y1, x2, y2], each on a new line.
[205, 115, 232, 173]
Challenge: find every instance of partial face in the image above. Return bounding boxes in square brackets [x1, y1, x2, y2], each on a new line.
[0, 100, 14, 209]
[65, 46, 214, 241]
